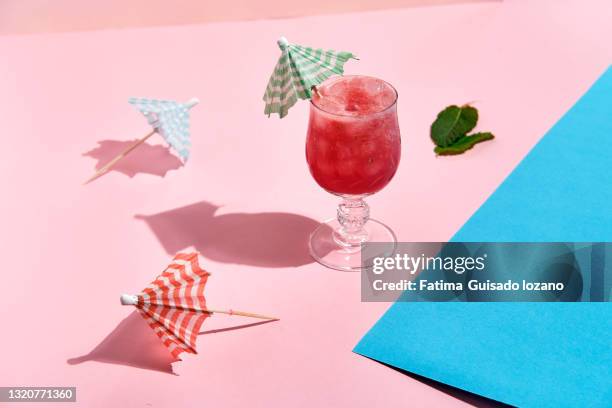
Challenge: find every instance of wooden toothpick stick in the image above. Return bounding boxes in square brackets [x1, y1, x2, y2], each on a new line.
[84, 129, 157, 184]
[135, 301, 277, 320]
[120, 295, 278, 321]
[206, 308, 278, 320]
[311, 85, 322, 98]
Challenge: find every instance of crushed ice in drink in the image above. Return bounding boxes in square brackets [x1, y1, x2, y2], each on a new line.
[312, 76, 396, 116]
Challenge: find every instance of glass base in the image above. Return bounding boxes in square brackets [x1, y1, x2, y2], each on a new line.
[308, 218, 397, 272]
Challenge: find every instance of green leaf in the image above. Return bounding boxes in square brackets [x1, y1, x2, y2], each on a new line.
[430, 105, 479, 147]
[434, 132, 495, 155]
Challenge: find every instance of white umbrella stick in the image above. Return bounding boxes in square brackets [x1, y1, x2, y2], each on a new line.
[84, 129, 156, 184]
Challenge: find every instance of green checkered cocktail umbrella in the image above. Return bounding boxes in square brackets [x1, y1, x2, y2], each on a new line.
[263, 37, 357, 118]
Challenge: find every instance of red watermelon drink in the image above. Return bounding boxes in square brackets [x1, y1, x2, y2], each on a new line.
[306, 75, 400, 271]
[306, 75, 400, 195]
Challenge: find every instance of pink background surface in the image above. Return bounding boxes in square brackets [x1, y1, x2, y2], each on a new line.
[0, 0, 491, 35]
[1, 0, 611, 406]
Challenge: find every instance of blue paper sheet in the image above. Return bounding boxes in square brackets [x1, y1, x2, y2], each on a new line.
[354, 66, 612, 407]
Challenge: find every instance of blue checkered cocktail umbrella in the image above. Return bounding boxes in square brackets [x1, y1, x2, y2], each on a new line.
[85, 97, 199, 184]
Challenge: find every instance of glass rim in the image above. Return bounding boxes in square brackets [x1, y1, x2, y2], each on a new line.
[309, 75, 398, 118]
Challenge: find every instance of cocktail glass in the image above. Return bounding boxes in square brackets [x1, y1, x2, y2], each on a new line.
[306, 75, 400, 271]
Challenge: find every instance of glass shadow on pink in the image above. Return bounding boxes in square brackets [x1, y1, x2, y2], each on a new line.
[306, 75, 400, 271]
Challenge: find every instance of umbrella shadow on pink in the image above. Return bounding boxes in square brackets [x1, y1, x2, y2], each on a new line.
[67, 311, 277, 375]
[83, 139, 183, 179]
[67, 311, 180, 375]
[135, 201, 331, 268]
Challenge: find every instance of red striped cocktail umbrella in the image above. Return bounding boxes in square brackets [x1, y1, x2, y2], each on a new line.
[120, 252, 276, 358]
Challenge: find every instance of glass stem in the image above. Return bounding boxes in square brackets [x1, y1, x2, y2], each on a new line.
[333, 197, 370, 248]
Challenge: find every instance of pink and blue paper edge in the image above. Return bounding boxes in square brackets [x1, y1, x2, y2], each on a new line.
[354, 66, 612, 407]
